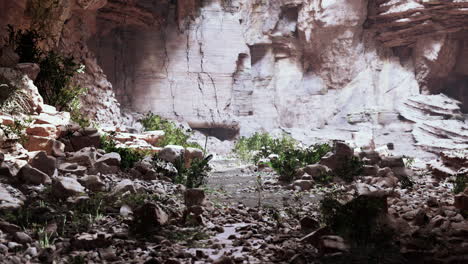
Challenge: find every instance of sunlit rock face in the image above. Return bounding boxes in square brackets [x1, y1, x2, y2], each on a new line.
[86, 0, 467, 156]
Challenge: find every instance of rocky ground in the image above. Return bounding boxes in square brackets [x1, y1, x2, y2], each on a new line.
[0, 119, 467, 264]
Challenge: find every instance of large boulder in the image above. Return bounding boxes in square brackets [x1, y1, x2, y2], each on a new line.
[303, 164, 330, 179]
[25, 136, 65, 157]
[52, 177, 86, 199]
[26, 124, 59, 139]
[95, 152, 121, 167]
[184, 188, 205, 207]
[29, 151, 56, 177]
[0, 183, 25, 209]
[18, 164, 51, 185]
[158, 145, 185, 163]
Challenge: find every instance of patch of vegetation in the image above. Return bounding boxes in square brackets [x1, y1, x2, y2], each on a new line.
[154, 155, 213, 188]
[100, 132, 146, 169]
[270, 144, 332, 183]
[139, 112, 201, 148]
[5, 26, 89, 126]
[234, 133, 332, 182]
[453, 172, 467, 194]
[234, 132, 297, 163]
[0, 118, 33, 145]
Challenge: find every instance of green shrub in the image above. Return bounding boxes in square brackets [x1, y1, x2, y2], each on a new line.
[270, 144, 332, 183]
[453, 172, 467, 194]
[100, 132, 145, 169]
[234, 132, 297, 163]
[185, 156, 212, 188]
[153, 155, 213, 188]
[139, 112, 200, 148]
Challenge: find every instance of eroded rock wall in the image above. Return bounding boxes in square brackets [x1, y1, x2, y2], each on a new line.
[87, 0, 467, 157]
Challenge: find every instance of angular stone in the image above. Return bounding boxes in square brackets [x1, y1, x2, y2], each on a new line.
[454, 193, 468, 211]
[78, 175, 106, 192]
[0, 184, 25, 209]
[95, 152, 121, 167]
[380, 156, 405, 168]
[303, 164, 330, 178]
[52, 177, 86, 198]
[26, 124, 58, 138]
[18, 164, 51, 185]
[319, 236, 349, 254]
[184, 188, 205, 207]
[159, 145, 185, 163]
[29, 151, 56, 177]
[293, 180, 314, 191]
[25, 136, 65, 157]
[59, 163, 87, 176]
[15, 63, 40, 81]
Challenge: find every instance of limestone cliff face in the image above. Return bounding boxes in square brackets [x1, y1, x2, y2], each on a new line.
[85, 0, 466, 156]
[1, 0, 467, 156]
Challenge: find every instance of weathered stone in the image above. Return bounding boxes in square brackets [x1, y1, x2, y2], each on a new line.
[380, 156, 405, 168]
[159, 145, 185, 163]
[134, 203, 169, 229]
[293, 180, 314, 191]
[13, 232, 32, 244]
[359, 151, 381, 165]
[29, 151, 56, 177]
[318, 236, 349, 254]
[15, 63, 40, 81]
[95, 152, 121, 167]
[59, 163, 87, 176]
[0, 183, 25, 209]
[112, 179, 136, 195]
[18, 164, 51, 185]
[52, 177, 86, 198]
[454, 193, 468, 211]
[303, 164, 330, 178]
[362, 165, 378, 176]
[300, 216, 319, 232]
[184, 188, 205, 207]
[25, 136, 65, 157]
[26, 124, 59, 138]
[78, 175, 106, 192]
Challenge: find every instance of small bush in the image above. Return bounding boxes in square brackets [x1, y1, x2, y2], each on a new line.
[234, 132, 297, 163]
[453, 172, 467, 194]
[139, 112, 200, 148]
[185, 156, 212, 188]
[153, 155, 213, 188]
[270, 144, 332, 183]
[100, 132, 145, 169]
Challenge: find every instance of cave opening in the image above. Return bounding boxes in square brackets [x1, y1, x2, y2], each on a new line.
[191, 125, 240, 141]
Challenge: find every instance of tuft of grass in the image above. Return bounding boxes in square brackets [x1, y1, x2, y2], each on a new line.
[0, 118, 33, 145]
[233, 132, 297, 163]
